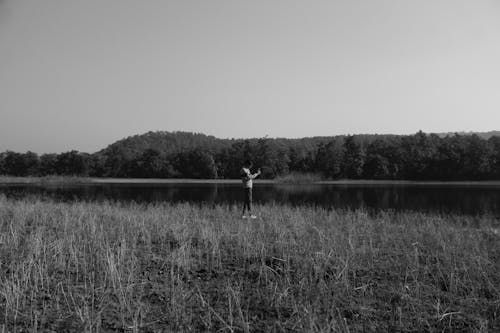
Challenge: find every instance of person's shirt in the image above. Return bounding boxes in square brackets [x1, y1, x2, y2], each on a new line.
[241, 167, 260, 188]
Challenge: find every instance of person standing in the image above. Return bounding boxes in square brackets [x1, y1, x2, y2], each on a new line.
[241, 160, 261, 218]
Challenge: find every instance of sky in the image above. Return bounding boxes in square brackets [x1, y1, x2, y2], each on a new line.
[1, 0, 500, 153]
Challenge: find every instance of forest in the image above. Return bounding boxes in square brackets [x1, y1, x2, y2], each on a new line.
[1, 131, 500, 180]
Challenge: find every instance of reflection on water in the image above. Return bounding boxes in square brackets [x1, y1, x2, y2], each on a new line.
[1, 183, 500, 215]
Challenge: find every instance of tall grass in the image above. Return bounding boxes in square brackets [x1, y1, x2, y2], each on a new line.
[0, 195, 499, 332]
[0, 175, 90, 184]
[274, 172, 322, 184]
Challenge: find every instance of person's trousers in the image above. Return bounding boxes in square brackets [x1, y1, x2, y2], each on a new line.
[243, 187, 252, 212]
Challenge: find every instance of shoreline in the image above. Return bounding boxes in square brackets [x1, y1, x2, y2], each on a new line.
[2, 176, 500, 186]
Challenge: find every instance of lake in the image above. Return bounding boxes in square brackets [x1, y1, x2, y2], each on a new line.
[1, 180, 500, 215]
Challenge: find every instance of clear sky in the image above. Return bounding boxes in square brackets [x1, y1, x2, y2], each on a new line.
[1, 0, 500, 153]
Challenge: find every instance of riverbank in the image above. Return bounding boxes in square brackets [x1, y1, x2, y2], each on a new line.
[0, 197, 499, 332]
[2, 175, 500, 187]
[0, 176, 274, 185]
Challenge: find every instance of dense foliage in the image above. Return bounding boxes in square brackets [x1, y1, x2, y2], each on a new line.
[1, 131, 500, 180]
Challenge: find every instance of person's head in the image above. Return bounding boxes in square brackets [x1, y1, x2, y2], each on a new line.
[244, 160, 253, 168]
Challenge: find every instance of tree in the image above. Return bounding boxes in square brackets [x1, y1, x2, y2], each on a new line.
[23, 151, 40, 176]
[128, 149, 173, 178]
[102, 146, 131, 177]
[489, 136, 500, 178]
[218, 140, 253, 179]
[253, 138, 290, 178]
[399, 131, 439, 179]
[2, 131, 500, 180]
[39, 154, 58, 176]
[173, 149, 217, 179]
[315, 139, 344, 179]
[462, 135, 493, 179]
[433, 135, 465, 180]
[55, 151, 89, 176]
[88, 154, 106, 177]
[343, 136, 365, 179]
[0, 151, 39, 176]
[289, 148, 316, 174]
[364, 138, 402, 179]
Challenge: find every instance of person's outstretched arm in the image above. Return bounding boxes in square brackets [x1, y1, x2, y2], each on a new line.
[251, 169, 261, 179]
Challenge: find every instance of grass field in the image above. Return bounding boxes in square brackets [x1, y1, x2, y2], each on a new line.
[0, 196, 499, 332]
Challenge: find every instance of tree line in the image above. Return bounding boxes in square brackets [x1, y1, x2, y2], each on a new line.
[1, 131, 500, 180]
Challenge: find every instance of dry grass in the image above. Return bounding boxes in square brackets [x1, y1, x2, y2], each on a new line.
[0, 176, 90, 185]
[0, 195, 499, 332]
[274, 172, 322, 184]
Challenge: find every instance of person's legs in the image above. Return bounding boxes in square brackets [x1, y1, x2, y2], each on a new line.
[242, 188, 250, 216]
[247, 187, 253, 214]
[248, 188, 257, 218]
[242, 188, 256, 218]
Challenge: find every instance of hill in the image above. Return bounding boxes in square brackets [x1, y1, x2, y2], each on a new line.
[98, 131, 404, 159]
[2, 130, 500, 180]
[97, 131, 230, 158]
[435, 131, 500, 140]
[100, 131, 500, 159]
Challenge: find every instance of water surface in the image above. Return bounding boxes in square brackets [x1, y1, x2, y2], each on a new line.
[1, 181, 500, 216]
